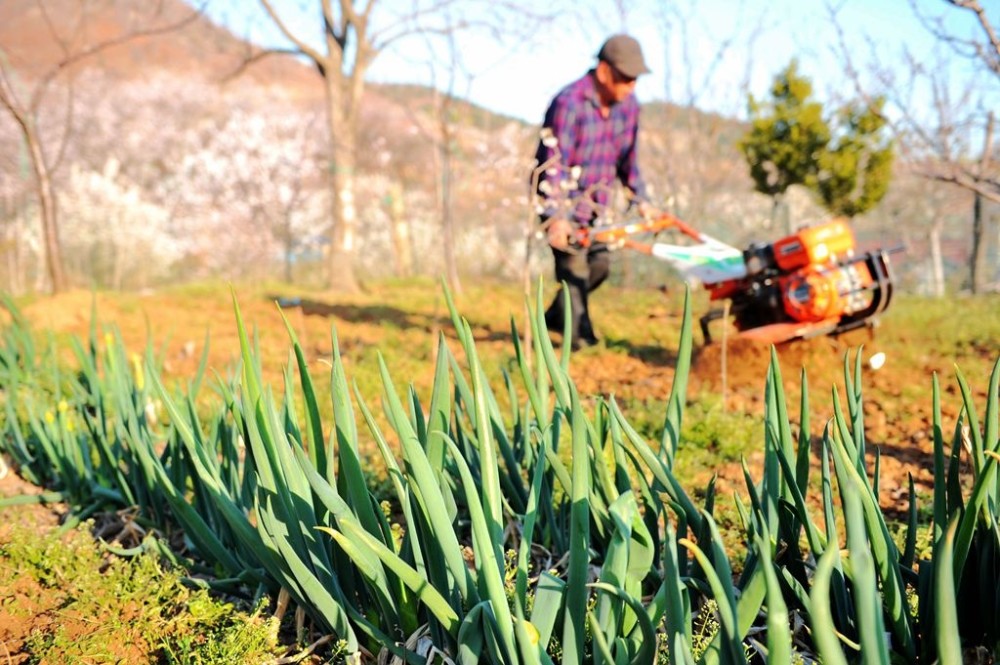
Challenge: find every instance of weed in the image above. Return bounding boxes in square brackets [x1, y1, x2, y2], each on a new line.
[0, 523, 283, 664]
[680, 394, 761, 460]
[620, 391, 761, 476]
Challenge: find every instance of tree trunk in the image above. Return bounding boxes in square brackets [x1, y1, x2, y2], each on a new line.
[621, 249, 634, 289]
[0, 194, 20, 294]
[284, 247, 294, 284]
[282, 214, 294, 283]
[996, 208, 1000, 286]
[772, 192, 792, 234]
[324, 79, 360, 293]
[972, 112, 994, 294]
[388, 184, 413, 278]
[13, 195, 25, 295]
[929, 223, 945, 297]
[114, 240, 124, 290]
[330, 165, 360, 291]
[971, 193, 986, 293]
[439, 130, 461, 294]
[25, 129, 68, 293]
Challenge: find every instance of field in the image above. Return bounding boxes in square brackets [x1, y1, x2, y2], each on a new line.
[2, 278, 999, 662]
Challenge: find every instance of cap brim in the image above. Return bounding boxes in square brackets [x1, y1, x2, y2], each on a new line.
[617, 63, 650, 79]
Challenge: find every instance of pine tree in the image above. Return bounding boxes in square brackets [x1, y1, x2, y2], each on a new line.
[812, 99, 894, 218]
[738, 61, 830, 229]
[739, 62, 894, 225]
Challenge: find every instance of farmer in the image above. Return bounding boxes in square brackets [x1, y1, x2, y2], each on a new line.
[533, 33, 658, 349]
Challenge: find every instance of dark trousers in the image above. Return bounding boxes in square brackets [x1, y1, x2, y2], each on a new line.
[544, 244, 610, 344]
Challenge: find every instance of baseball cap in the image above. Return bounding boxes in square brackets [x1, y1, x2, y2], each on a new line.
[596, 34, 651, 79]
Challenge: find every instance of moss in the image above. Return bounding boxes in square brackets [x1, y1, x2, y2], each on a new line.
[0, 523, 283, 664]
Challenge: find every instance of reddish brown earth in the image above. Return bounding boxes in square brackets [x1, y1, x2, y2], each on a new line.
[0, 469, 70, 664]
[566, 331, 943, 515]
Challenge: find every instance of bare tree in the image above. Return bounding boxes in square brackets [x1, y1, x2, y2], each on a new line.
[0, 0, 201, 293]
[253, 0, 372, 292]
[650, 0, 766, 229]
[881, 162, 967, 296]
[905, 0, 1000, 202]
[357, 105, 427, 278]
[971, 112, 994, 291]
[399, 5, 552, 294]
[830, 0, 999, 291]
[410, 19, 468, 294]
[251, 1, 551, 293]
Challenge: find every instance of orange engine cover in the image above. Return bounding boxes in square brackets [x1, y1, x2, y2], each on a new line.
[781, 262, 875, 323]
[772, 219, 857, 271]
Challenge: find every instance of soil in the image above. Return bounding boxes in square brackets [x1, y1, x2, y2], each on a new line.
[0, 469, 71, 664]
[567, 330, 952, 517]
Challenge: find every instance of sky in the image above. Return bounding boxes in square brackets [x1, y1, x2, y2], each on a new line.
[198, 0, 982, 124]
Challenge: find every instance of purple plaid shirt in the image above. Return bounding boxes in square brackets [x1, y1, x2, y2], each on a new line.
[534, 70, 647, 226]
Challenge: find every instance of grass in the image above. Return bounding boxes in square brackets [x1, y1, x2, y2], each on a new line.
[632, 392, 761, 457]
[0, 522, 285, 664]
[878, 293, 1000, 362]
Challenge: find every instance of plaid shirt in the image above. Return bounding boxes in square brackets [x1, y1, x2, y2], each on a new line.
[534, 70, 647, 226]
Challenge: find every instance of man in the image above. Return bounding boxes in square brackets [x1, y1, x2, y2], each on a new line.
[533, 33, 656, 349]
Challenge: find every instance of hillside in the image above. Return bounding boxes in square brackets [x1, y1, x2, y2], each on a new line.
[0, 0, 320, 91]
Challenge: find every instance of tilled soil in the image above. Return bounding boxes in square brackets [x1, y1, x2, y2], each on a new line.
[570, 329, 981, 519]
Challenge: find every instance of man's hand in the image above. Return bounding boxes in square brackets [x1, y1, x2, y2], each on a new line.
[545, 218, 575, 250]
[637, 201, 661, 221]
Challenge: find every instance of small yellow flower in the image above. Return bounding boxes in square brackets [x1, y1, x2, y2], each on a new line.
[144, 397, 158, 427]
[57, 399, 68, 413]
[45, 410, 55, 423]
[131, 353, 144, 391]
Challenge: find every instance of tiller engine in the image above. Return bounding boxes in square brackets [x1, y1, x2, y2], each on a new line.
[586, 215, 896, 345]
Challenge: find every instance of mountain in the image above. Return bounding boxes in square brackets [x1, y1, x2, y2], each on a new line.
[0, 0, 319, 94]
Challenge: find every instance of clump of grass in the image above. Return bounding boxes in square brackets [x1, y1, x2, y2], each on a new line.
[621, 391, 760, 473]
[0, 523, 283, 664]
[681, 393, 761, 458]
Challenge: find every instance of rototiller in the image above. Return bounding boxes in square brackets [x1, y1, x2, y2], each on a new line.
[584, 214, 897, 345]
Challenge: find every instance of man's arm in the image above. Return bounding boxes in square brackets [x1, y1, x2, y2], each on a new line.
[617, 112, 648, 207]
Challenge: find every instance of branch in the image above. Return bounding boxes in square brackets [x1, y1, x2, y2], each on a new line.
[219, 46, 305, 84]
[829, 1, 1000, 202]
[258, 0, 330, 66]
[48, 73, 75, 174]
[325, 0, 347, 51]
[0, 57, 31, 134]
[944, 0, 1000, 76]
[911, 0, 1000, 77]
[919, 167, 1000, 204]
[369, 0, 555, 52]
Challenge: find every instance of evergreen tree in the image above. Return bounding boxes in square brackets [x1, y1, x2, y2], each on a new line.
[739, 62, 894, 225]
[738, 60, 830, 228]
[812, 99, 894, 218]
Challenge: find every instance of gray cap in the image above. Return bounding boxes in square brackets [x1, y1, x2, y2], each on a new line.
[596, 34, 650, 79]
